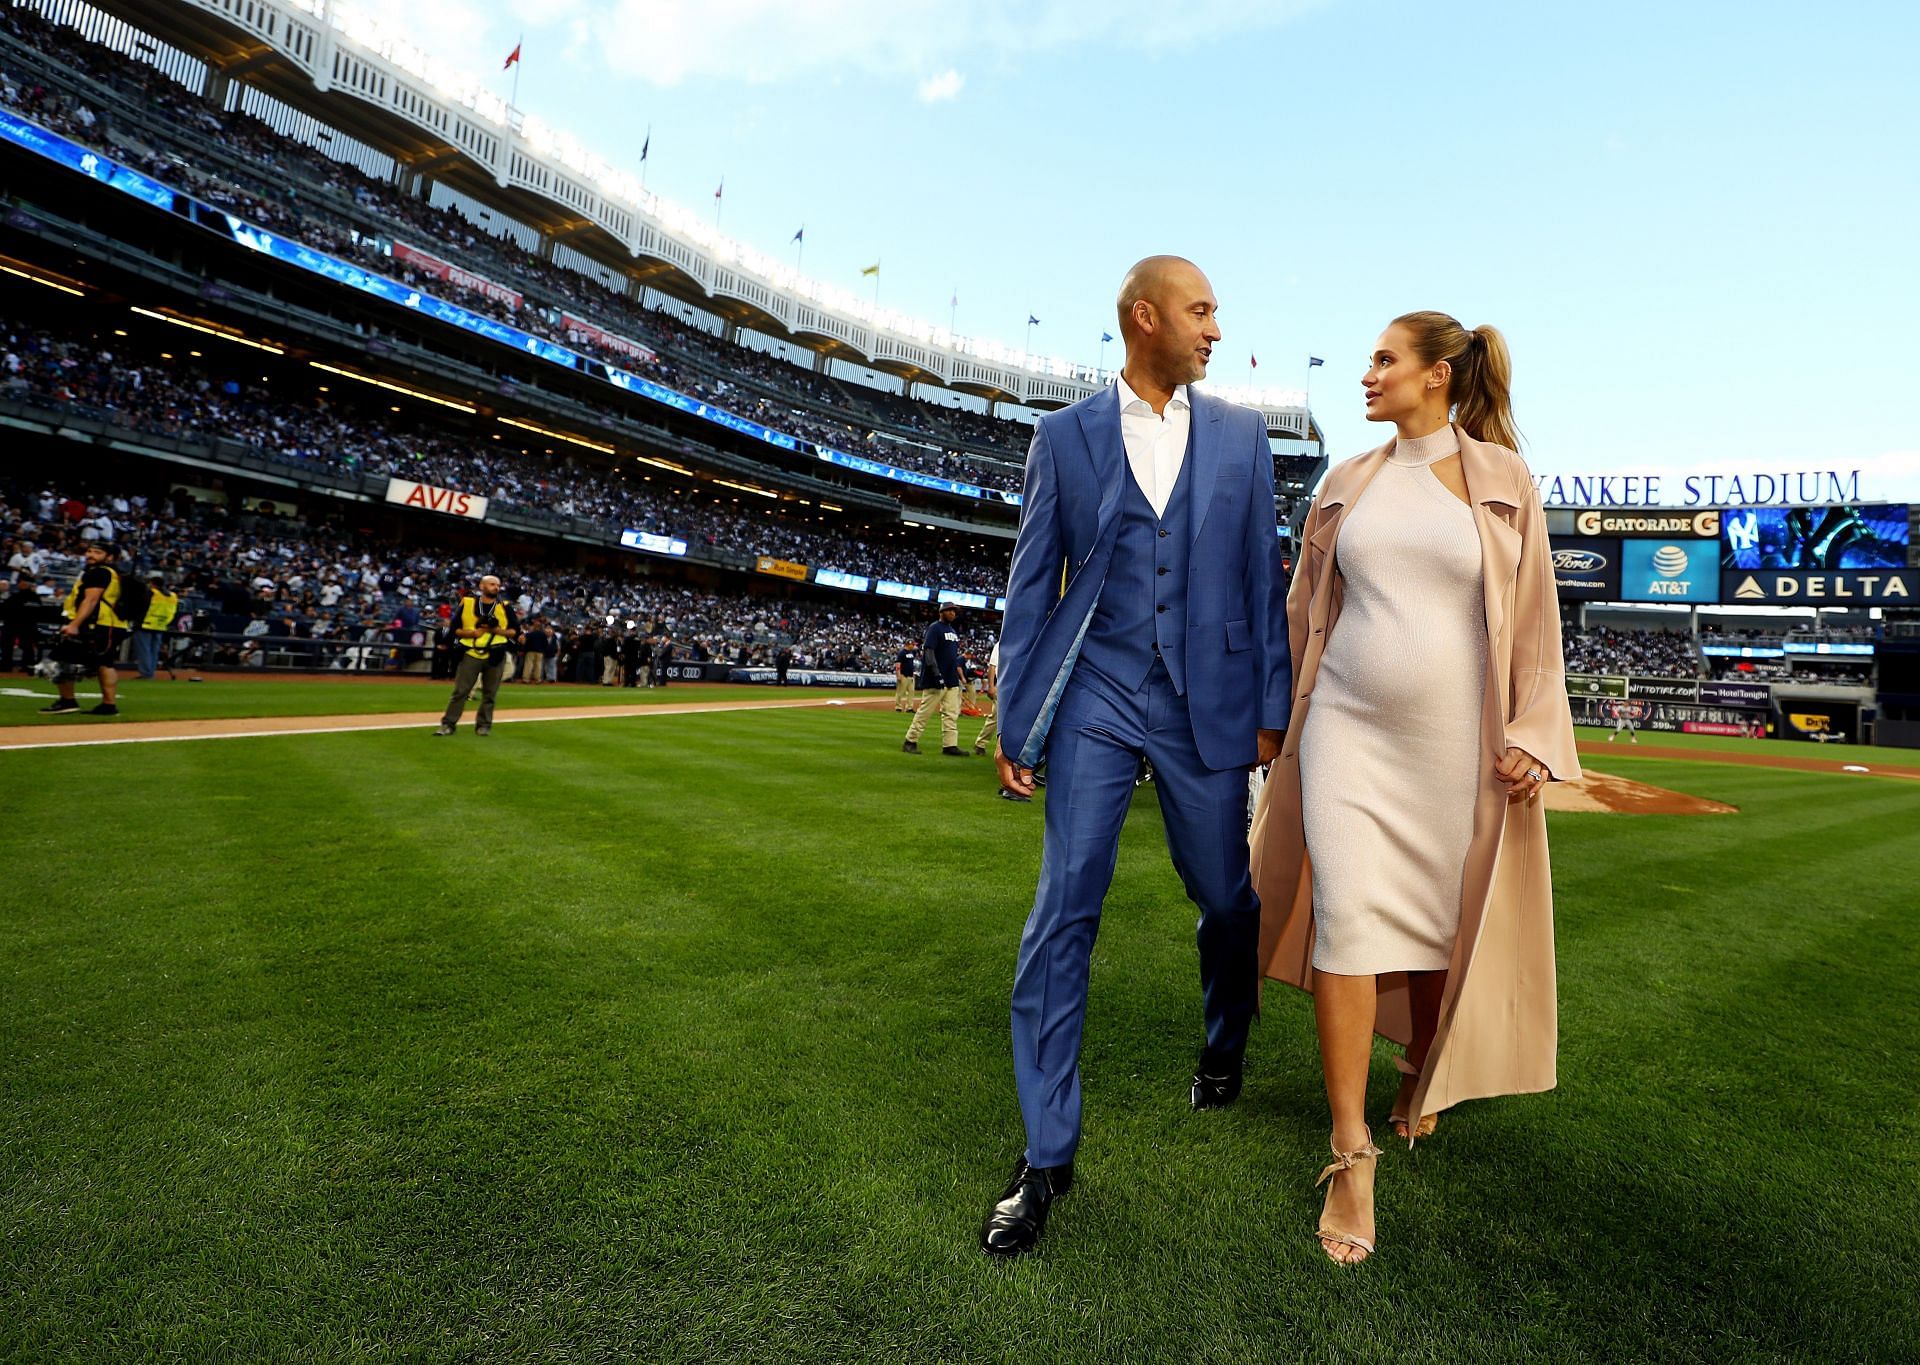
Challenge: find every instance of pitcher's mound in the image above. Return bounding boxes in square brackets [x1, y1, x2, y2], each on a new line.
[1543, 770, 1737, 816]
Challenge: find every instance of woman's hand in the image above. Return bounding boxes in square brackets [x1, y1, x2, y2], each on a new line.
[1496, 747, 1548, 803]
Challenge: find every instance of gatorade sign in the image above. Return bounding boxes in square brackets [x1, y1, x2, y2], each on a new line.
[385, 477, 488, 521]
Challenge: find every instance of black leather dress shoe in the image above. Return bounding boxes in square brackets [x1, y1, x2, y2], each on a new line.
[979, 1158, 1073, 1257]
[1190, 1051, 1244, 1110]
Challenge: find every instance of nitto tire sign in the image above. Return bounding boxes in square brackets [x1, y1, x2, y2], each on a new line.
[1721, 569, 1917, 605]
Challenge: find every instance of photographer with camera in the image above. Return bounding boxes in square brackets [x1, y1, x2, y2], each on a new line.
[42, 543, 129, 716]
[432, 574, 520, 738]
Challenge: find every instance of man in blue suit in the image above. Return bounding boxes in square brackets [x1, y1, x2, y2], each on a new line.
[979, 256, 1292, 1256]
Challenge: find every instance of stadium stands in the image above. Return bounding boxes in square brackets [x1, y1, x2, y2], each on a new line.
[1, 310, 1012, 595]
[1, 478, 937, 674]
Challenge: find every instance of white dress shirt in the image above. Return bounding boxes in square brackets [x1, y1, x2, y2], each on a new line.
[1116, 375, 1192, 518]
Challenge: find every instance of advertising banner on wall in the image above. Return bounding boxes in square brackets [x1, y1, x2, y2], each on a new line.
[1628, 676, 1702, 702]
[1699, 680, 1772, 709]
[1781, 702, 1860, 743]
[559, 313, 656, 364]
[385, 477, 488, 521]
[1566, 673, 1629, 699]
[1571, 509, 1721, 538]
[1721, 569, 1917, 605]
[755, 556, 810, 581]
[391, 241, 523, 310]
[1551, 537, 1622, 600]
[1620, 539, 1721, 602]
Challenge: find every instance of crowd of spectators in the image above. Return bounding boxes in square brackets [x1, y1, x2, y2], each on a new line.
[1, 315, 1013, 595]
[1, 480, 955, 676]
[1560, 625, 1702, 679]
[0, 5, 1034, 498]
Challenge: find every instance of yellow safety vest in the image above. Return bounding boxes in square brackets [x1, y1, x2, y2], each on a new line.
[63, 567, 129, 630]
[459, 596, 510, 659]
[143, 589, 180, 632]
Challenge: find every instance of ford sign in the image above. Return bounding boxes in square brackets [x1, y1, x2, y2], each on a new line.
[1552, 548, 1609, 572]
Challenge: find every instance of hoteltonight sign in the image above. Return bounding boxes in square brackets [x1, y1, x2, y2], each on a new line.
[1534, 469, 1865, 508]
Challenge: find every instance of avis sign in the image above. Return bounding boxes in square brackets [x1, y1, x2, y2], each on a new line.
[385, 477, 489, 521]
[1721, 569, 1916, 605]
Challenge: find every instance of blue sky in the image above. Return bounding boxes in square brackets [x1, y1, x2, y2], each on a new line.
[374, 1, 1917, 498]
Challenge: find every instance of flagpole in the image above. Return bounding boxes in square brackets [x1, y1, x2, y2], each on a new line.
[949, 288, 957, 334]
[714, 178, 723, 228]
[639, 125, 651, 191]
[793, 229, 804, 272]
[1098, 336, 1107, 374]
[510, 32, 522, 109]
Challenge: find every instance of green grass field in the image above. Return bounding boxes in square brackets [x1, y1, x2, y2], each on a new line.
[4, 698, 1917, 1360]
[0, 675, 874, 726]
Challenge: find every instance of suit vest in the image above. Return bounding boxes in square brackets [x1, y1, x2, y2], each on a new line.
[1075, 449, 1193, 695]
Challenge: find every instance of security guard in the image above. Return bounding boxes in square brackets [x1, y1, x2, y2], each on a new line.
[903, 602, 966, 756]
[893, 637, 918, 711]
[434, 574, 520, 737]
[42, 542, 128, 716]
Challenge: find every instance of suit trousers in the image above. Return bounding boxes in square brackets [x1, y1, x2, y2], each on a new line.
[1010, 658, 1260, 1168]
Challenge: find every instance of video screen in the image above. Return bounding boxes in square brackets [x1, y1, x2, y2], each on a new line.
[1721, 505, 1909, 570]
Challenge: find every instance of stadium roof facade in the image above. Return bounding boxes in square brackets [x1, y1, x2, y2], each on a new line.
[84, 0, 1317, 438]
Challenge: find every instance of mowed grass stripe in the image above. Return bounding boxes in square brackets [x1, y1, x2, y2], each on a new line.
[3, 708, 1917, 1360]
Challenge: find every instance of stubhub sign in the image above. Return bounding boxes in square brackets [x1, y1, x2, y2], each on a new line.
[1620, 539, 1719, 603]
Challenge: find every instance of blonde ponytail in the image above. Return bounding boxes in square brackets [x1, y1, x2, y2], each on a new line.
[1391, 311, 1522, 451]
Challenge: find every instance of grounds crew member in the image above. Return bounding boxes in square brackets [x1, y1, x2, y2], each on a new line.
[973, 639, 1001, 759]
[903, 602, 966, 756]
[434, 574, 519, 737]
[43, 542, 129, 716]
[893, 637, 918, 711]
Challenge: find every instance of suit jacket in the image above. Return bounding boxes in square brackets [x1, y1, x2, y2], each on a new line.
[997, 384, 1290, 771]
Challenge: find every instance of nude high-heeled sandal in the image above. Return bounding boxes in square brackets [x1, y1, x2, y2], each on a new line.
[1388, 1054, 1437, 1142]
[1315, 1127, 1384, 1264]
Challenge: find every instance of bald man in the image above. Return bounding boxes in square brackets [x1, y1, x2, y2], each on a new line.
[434, 574, 520, 737]
[980, 257, 1291, 1256]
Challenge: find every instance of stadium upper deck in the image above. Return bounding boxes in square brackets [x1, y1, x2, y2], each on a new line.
[48, 0, 1320, 438]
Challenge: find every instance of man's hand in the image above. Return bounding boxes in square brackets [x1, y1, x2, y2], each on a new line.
[1256, 728, 1285, 767]
[59, 621, 79, 638]
[995, 739, 1036, 798]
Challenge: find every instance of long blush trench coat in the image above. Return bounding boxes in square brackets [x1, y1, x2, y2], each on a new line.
[1249, 427, 1581, 1128]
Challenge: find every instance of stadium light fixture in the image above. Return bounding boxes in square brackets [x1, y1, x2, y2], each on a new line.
[130, 306, 285, 354]
[307, 361, 476, 412]
[0, 262, 85, 296]
[714, 480, 778, 500]
[632, 455, 691, 474]
[497, 416, 615, 454]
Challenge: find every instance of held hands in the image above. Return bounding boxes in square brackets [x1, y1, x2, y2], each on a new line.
[1256, 728, 1284, 767]
[1496, 746, 1548, 803]
[995, 739, 1037, 799]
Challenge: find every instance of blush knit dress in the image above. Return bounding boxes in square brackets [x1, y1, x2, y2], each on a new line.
[1297, 425, 1488, 974]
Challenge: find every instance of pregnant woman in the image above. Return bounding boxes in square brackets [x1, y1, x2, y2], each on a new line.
[1250, 310, 1580, 1265]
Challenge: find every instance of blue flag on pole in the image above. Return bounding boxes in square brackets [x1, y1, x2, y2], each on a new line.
[1027, 315, 1040, 327]
[1100, 331, 1113, 343]
[1308, 356, 1325, 368]
[792, 227, 803, 243]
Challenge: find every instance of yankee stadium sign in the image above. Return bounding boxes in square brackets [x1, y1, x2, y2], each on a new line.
[1534, 469, 1865, 508]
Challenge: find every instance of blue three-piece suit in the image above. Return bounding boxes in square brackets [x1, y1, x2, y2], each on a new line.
[996, 383, 1292, 1167]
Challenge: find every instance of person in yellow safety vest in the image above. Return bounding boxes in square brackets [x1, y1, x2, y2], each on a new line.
[131, 579, 180, 680]
[43, 543, 127, 716]
[433, 574, 520, 737]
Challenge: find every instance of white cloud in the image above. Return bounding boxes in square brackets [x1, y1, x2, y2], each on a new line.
[916, 69, 965, 103]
